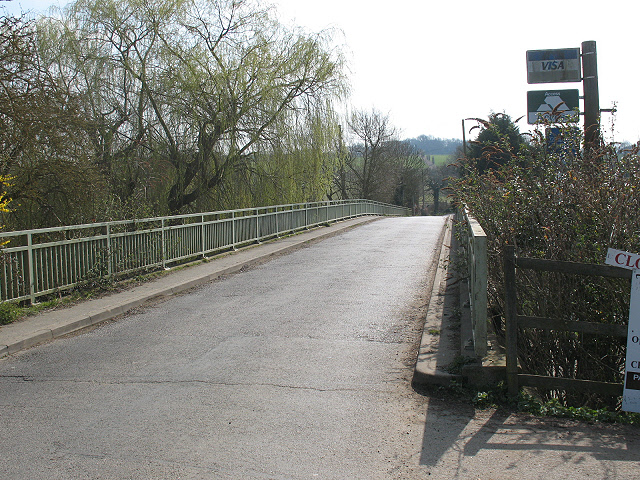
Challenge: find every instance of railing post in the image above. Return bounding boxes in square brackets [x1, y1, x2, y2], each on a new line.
[462, 208, 488, 357]
[161, 218, 167, 270]
[504, 245, 519, 396]
[232, 211, 237, 250]
[201, 214, 206, 258]
[27, 232, 35, 304]
[256, 208, 261, 243]
[470, 223, 488, 357]
[106, 224, 113, 278]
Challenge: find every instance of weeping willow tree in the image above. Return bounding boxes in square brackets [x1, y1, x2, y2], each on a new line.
[247, 101, 342, 206]
[34, 0, 348, 219]
[0, 15, 108, 229]
[0, 173, 10, 246]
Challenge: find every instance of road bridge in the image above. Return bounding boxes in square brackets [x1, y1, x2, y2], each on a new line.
[1, 216, 639, 479]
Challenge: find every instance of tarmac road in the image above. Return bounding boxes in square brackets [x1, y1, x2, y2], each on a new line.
[1, 216, 640, 479]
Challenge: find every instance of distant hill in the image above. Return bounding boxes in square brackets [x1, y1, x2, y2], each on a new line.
[406, 135, 462, 156]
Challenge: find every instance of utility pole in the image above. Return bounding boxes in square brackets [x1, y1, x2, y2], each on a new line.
[461, 119, 467, 157]
[582, 40, 600, 151]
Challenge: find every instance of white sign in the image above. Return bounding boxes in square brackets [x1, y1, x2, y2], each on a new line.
[606, 248, 640, 412]
[606, 248, 640, 270]
[624, 273, 640, 412]
[526, 48, 582, 84]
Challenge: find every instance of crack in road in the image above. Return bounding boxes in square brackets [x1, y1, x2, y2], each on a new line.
[0, 375, 392, 393]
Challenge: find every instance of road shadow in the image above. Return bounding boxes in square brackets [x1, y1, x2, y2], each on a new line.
[418, 392, 476, 466]
[419, 398, 640, 468]
[462, 408, 640, 462]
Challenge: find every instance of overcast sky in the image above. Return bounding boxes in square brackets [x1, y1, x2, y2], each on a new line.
[5, 0, 639, 143]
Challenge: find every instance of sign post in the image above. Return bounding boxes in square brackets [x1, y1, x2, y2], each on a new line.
[605, 248, 640, 413]
[582, 41, 600, 150]
[526, 43, 601, 150]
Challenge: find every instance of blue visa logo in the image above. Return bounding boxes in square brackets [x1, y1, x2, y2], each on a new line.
[542, 60, 565, 71]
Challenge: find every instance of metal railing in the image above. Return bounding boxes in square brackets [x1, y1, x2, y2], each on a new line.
[0, 199, 407, 303]
[458, 206, 488, 357]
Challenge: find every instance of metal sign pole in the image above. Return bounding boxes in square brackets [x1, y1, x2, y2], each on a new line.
[582, 40, 600, 151]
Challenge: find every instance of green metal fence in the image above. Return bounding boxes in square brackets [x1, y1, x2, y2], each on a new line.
[0, 200, 407, 303]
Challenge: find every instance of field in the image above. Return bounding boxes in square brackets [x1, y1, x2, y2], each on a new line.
[423, 154, 453, 166]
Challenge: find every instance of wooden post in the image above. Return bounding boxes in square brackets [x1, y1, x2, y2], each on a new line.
[504, 245, 519, 396]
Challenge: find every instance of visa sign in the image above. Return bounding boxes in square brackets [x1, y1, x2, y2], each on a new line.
[527, 48, 582, 84]
[541, 60, 567, 71]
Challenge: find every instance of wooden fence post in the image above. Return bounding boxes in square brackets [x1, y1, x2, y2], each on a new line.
[504, 245, 519, 396]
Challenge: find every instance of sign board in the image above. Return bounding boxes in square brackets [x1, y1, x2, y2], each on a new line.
[606, 249, 640, 270]
[526, 48, 582, 84]
[546, 127, 579, 157]
[605, 248, 640, 413]
[527, 90, 580, 124]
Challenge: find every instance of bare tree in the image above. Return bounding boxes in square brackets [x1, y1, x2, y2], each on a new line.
[345, 109, 397, 201]
[424, 158, 456, 214]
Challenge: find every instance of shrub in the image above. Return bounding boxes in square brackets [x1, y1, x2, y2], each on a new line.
[452, 123, 640, 409]
[0, 301, 19, 325]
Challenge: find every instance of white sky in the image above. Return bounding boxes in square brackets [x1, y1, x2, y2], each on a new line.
[4, 0, 639, 143]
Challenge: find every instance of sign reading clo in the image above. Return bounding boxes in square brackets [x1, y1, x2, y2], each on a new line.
[605, 248, 640, 413]
[606, 249, 640, 270]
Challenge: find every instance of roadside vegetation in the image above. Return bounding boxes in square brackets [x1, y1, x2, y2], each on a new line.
[450, 113, 640, 411]
[420, 380, 640, 425]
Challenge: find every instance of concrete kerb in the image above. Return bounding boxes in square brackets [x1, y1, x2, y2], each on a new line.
[412, 214, 507, 390]
[0, 215, 381, 358]
[412, 214, 464, 388]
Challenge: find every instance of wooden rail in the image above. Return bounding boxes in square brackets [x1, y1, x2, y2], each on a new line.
[504, 245, 631, 396]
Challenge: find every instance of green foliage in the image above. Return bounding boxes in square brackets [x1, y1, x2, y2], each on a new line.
[0, 15, 104, 229]
[0, 1, 348, 229]
[465, 113, 525, 174]
[468, 382, 640, 424]
[251, 110, 343, 206]
[0, 174, 11, 246]
[340, 110, 427, 209]
[452, 119, 640, 409]
[0, 301, 19, 325]
[431, 155, 452, 167]
[445, 355, 474, 375]
[424, 158, 456, 214]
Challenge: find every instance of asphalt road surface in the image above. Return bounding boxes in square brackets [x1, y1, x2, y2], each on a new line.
[1, 216, 640, 479]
